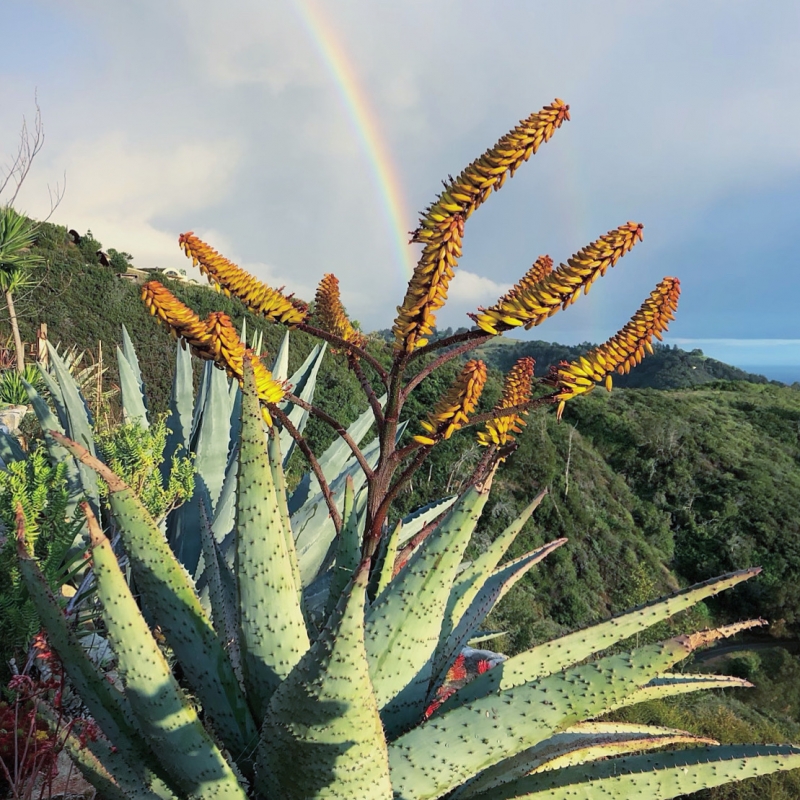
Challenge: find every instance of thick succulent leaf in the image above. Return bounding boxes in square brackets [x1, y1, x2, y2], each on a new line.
[396, 495, 459, 547]
[16, 518, 171, 793]
[162, 339, 194, 475]
[86, 508, 247, 800]
[621, 671, 754, 706]
[430, 539, 567, 697]
[268, 425, 302, 601]
[257, 563, 393, 800]
[0, 429, 25, 464]
[271, 330, 290, 382]
[117, 346, 149, 427]
[236, 362, 309, 717]
[454, 722, 716, 798]
[253, 329, 264, 359]
[287, 397, 385, 515]
[121, 324, 145, 397]
[239, 316, 247, 348]
[325, 476, 361, 617]
[464, 745, 800, 800]
[36, 365, 68, 429]
[439, 568, 761, 710]
[170, 363, 232, 575]
[365, 477, 493, 735]
[278, 343, 326, 462]
[443, 489, 547, 634]
[54, 432, 258, 770]
[374, 520, 403, 599]
[469, 630, 507, 646]
[388, 637, 701, 800]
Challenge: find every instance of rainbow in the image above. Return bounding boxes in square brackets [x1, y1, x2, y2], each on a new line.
[291, 0, 417, 279]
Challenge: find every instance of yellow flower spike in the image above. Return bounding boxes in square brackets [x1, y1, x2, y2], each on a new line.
[477, 357, 536, 447]
[546, 277, 680, 413]
[178, 232, 308, 326]
[473, 222, 644, 334]
[140, 281, 213, 350]
[313, 274, 367, 352]
[394, 99, 570, 353]
[412, 360, 488, 445]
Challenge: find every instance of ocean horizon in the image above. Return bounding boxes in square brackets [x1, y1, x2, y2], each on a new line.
[737, 365, 800, 385]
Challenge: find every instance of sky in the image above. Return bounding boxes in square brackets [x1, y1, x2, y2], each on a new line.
[2, 1, 800, 372]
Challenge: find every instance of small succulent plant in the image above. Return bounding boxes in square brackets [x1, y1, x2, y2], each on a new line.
[10, 97, 800, 799]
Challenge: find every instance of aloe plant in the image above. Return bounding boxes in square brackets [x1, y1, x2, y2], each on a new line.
[15, 97, 800, 798]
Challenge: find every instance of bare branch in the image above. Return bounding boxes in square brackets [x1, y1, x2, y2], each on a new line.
[351, 356, 385, 429]
[408, 328, 493, 362]
[402, 335, 492, 400]
[270, 404, 342, 533]
[0, 96, 45, 205]
[297, 322, 389, 384]
[462, 393, 559, 429]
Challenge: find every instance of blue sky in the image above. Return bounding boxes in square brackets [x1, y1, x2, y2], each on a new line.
[2, 1, 799, 370]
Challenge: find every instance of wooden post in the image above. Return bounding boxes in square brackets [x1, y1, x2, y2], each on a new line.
[37, 322, 49, 368]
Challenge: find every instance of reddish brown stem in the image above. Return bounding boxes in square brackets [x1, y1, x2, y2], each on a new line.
[283, 391, 374, 480]
[408, 328, 493, 362]
[402, 336, 492, 400]
[464, 393, 558, 429]
[351, 356, 385, 430]
[297, 322, 388, 384]
[270, 405, 342, 533]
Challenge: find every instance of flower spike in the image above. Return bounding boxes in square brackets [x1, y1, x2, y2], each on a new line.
[547, 277, 681, 419]
[473, 223, 644, 334]
[413, 360, 487, 445]
[313, 273, 367, 352]
[141, 281, 286, 421]
[477, 356, 535, 447]
[394, 99, 570, 353]
[178, 232, 308, 326]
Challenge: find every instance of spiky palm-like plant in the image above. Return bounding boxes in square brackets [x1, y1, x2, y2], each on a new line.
[14, 98, 800, 799]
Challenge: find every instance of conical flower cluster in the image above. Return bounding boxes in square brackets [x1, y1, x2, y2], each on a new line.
[178, 232, 307, 326]
[313, 273, 367, 352]
[547, 277, 681, 419]
[477, 356, 535, 447]
[141, 281, 286, 419]
[413, 360, 487, 445]
[473, 223, 644, 334]
[393, 99, 570, 353]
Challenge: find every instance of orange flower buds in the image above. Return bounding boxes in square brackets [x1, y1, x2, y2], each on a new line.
[178, 232, 307, 326]
[413, 360, 487, 445]
[473, 223, 644, 335]
[394, 99, 570, 353]
[477, 357, 535, 447]
[548, 277, 681, 419]
[140, 281, 286, 421]
[313, 273, 367, 352]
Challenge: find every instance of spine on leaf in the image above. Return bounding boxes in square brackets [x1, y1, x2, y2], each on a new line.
[178, 232, 307, 325]
[473, 223, 644, 335]
[394, 99, 570, 352]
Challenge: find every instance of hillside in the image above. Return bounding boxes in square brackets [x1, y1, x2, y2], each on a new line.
[10, 219, 800, 796]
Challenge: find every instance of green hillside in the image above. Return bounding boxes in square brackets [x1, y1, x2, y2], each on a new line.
[9, 219, 800, 797]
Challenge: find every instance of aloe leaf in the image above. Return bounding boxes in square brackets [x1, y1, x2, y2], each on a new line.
[36, 365, 68, 428]
[0, 429, 25, 464]
[468, 630, 507, 646]
[85, 506, 247, 799]
[117, 346, 149, 427]
[16, 518, 172, 793]
[253, 329, 264, 359]
[388, 635, 715, 800]
[464, 745, 800, 800]
[374, 520, 402, 599]
[443, 489, 547, 634]
[257, 562, 393, 800]
[170, 363, 231, 575]
[121, 324, 145, 397]
[287, 397, 385, 515]
[271, 331, 290, 382]
[430, 539, 567, 697]
[278, 342, 326, 463]
[325, 476, 361, 617]
[162, 339, 194, 477]
[454, 722, 717, 798]
[366, 476, 494, 735]
[268, 424, 302, 601]
[395, 494, 459, 547]
[239, 316, 247, 348]
[54, 432, 258, 771]
[439, 568, 761, 710]
[621, 671, 754, 706]
[236, 361, 310, 717]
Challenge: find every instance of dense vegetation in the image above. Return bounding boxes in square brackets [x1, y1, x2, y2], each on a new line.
[5, 218, 800, 797]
